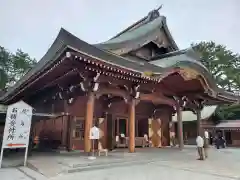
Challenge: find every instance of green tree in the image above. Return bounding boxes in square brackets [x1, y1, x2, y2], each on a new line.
[192, 41, 240, 120]
[192, 41, 240, 92]
[215, 104, 240, 120]
[0, 46, 36, 89]
[0, 47, 10, 89]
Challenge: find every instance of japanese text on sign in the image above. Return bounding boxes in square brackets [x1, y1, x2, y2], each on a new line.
[2, 101, 33, 149]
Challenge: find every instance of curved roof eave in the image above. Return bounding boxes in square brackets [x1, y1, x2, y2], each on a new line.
[161, 17, 179, 50]
[150, 49, 240, 102]
[0, 30, 68, 103]
[0, 28, 165, 103]
[1, 29, 239, 104]
[150, 49, 218, 89]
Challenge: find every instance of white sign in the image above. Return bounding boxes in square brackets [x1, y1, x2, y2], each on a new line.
[89, 126, 100, 140]
[0, 101, 33, 168]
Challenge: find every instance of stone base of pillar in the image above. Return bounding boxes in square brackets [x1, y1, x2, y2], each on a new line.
[58, 146, 68, 151]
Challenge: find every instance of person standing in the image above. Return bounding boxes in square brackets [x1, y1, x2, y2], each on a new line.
[170, 131, 176, 147]
[204, 130, 209, 158]
[196, 135, 204, 160]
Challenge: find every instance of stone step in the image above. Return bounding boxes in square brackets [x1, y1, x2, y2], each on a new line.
[64, 158, 157, 174]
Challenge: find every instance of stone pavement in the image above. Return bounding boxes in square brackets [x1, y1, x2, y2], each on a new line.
[0, 168, 31, 180]
[51, 161, 239, 180]
[53, 147, 240, 180]
[0, 146, 240, 180]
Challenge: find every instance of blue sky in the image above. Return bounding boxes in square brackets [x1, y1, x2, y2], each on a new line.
[0, 0, 239, 60]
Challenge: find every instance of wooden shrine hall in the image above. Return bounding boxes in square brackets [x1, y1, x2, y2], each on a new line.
[0, 8, 239, 153]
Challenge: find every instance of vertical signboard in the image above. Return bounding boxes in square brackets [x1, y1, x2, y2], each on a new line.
[88, 126, 100, 160]
[89, 126, 100, 140]
[0, 101, 33, 168]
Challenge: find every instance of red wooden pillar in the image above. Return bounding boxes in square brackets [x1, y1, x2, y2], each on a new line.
[177, 107, 184, 150]
[84, 92, 95, 152]
[128, 99, 135, 153]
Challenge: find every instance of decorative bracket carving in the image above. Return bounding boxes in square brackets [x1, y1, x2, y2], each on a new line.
[173, 96, 187, 110]
[130, 85, 140, 99]
[68, 97, 74, 104]
[78, 72, 101, 92]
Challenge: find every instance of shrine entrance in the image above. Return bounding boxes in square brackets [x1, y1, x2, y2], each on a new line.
[115, 118, 128, 148]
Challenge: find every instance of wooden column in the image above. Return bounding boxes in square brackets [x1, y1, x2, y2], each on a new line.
[177, 107, 184, 150]
[196, 109, 201, 136]
[62, 100, 71, 151]
[60, 116, 67, 149]
[84, 92, 95, 152]
[136, 119, 139, 137]
[128, 99, 136, 153]
[66, 115, 72, 151]
[126, 119, 129, 136]
[116, 118, 119, 135]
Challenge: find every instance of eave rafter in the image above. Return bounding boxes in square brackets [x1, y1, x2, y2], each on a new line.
[69, 51, 163, 84]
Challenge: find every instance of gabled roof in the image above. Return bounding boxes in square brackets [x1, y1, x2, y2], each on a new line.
[216, 120, 240, 130]
[172, 105, 217, 122]
[96, 9, 178, 54]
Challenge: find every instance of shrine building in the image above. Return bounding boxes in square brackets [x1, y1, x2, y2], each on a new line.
[0, 8, 239, 152]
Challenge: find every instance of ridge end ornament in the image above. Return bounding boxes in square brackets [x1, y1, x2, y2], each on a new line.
[66, 52, 71, 58]
[142, 71, 153, 78]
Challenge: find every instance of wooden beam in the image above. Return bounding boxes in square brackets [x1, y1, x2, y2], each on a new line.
[96, 75, 132, 87]
[139, 93, 176, 106]
[96, 86, 176, 107]
[96, 87, 129, 100]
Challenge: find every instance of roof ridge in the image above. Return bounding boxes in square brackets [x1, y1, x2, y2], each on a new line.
[109, 7, 162, 40]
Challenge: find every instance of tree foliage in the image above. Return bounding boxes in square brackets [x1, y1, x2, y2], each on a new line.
[0, 46, 36, 89]
[192, 41, 240, 92]
[192, 41, 240, 120]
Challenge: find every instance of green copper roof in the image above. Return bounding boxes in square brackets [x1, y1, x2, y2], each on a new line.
[96, 15, 178, 52]
[150, 49, 217, 90]
[172, 105, 217, 122]
[150, 49, 204, 68]
[0, 28, 239, 104]
[99, 16, 165, 45]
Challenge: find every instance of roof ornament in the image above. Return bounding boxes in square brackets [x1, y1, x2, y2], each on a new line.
[147, 4, 162, 21]
[156, 4, 163, 11]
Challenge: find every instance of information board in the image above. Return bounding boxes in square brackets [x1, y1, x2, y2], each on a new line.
[0, 101, 33, 168]
[89, 126, 100, 140]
